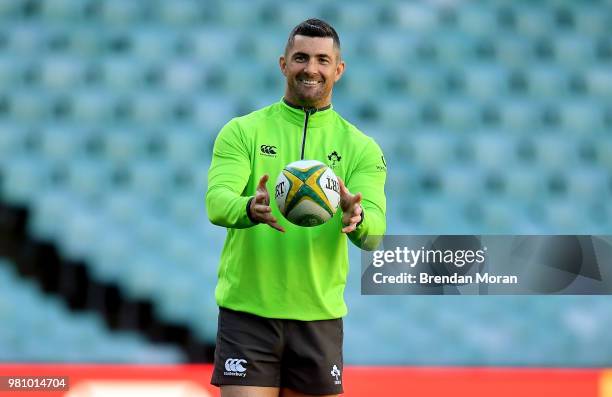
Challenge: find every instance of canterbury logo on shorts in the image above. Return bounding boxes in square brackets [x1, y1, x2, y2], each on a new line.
[224, 358, 248, 377]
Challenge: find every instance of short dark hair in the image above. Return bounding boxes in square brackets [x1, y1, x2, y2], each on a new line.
[285, 18, 341, 55]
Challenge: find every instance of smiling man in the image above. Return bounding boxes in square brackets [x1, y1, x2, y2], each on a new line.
[206, 19, 387, 397]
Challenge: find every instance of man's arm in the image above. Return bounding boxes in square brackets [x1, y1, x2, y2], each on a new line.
[345, 137, 387, 251]
[206, 119, 255, 228]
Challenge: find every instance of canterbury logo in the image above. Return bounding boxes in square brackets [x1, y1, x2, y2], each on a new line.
[225, 358, 247, 373]
[260, 145, 277, 155]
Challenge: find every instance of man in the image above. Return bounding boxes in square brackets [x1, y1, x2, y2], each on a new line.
[206, 19, 387, 397]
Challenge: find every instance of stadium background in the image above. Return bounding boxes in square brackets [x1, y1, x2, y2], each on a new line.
[0, 0, 611, 395]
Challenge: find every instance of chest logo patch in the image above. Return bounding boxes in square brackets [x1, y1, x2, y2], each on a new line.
[327, 151, 342, 168]
[260, 144, 277, 157]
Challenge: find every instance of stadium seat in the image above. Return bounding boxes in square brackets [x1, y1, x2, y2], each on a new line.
[564, 167, 609, 200]
[362, 30, 416, 67]
[130, 28, 179, 61]
[100, 57, 147, 91]
[217, 0, 263, 27]
[275, 1, 323, 31]
[8, 90, 50, 122]
[494, 33, 533, 67]
[440, 166, 486, 200]
[435, 32, 477, 66]
[40, 56, 87, 90]
[573, 5, 609, 36]
[334, 2, 382, 30]
[1, 156, 52, 205]
[554, 33, 596, 66]
[524, 64, 570, 99]
[191, 95, 238, 131]
[497, 98, 543, 132]
[161, 60, 203, 93]
[558, 100, 605, 133]
[455, 5, 498, 36]
[58, 206, 104, 260]
[189, 28, 241, 62]
[29, 188, 73, 240]
[462, 64, 510, 100]
[70, 90, 116, 123]
[438, 97, 480, 131]
[38, 125, 84, 162]
[0, 56, 24, 88]
[121, 252, 167, 300]
[0, 0, 18, 20]
[89, 226, 134, 283]
[0, 123, 24, 160]
[40, 0, 90, 21]
[504, 166, 547, 200]
[191, 295, 220, 341]
[584, 67, 612, 99]
[64, 158, 113, 199]
[129, 92, 173, 125]
[394, 2, 438, 33]
[155, 271, 197, 324]
[127, 159, 173, 200]
[4, 23, 47, 55]
[99, 0, 143, 25]
[532, 134, 579, 171]
[471, 132, 517, 171]
[513, 5, 555, 38]
[408, 64, 449, 99]
[409, 129, 457, 171]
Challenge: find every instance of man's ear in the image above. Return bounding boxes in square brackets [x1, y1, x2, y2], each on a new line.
[279, 55, 287, 77]
[334, 60, 345, 83]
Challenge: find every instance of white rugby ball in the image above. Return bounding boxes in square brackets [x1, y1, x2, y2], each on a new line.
[274, 160, 341, 227]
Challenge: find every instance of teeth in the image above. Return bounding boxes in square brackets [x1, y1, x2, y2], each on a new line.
[300, 80, 319, 85]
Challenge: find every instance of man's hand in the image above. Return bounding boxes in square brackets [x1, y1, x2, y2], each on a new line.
[249, 174, 285, 233]
[338, 177, 362, 233]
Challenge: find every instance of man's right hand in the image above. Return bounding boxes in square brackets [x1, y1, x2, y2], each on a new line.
[249, 174, 285, 233]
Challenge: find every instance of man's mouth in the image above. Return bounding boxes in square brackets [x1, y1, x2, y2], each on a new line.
[299, 78, 322, 86]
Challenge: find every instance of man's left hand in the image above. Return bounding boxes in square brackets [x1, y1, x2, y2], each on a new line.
[338, 177, 362, 233]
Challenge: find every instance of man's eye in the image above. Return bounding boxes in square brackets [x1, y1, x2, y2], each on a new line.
[320, 59, 330, 64]
[295, 56, 305, 62]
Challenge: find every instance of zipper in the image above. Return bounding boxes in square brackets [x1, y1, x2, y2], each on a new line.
[300, 108, 315, 160]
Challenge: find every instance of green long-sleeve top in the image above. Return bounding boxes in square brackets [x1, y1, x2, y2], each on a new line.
[206, 99, 387, 320]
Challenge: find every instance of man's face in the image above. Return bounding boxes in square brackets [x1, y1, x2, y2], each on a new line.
[280, 35, 345, 109]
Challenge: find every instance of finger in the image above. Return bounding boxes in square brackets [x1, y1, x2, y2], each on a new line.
[353, 204, 362, 216]
[260, 213, 284, 232]
[342, 224, 356, 233]
[257, 174, 269, 190]
[254, 191, 267, 204]
[253, 204, 272, 214]
[349, 215, 361, 224]
[337, 177, 349, 195]
[353, 192, 362, 204]
[268, 222, 286, 233]
[258, 212, 277, 223]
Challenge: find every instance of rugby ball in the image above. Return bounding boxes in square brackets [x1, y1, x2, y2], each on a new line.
[274, 160, 341, 227]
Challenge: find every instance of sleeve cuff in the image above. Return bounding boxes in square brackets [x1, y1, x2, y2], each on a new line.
[356, 207, 365, 228]
[246, 196, 259, 224]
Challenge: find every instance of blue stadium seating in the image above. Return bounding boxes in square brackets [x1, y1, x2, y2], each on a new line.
[0, 0, 610, 366]
[0, 258, 184, 362]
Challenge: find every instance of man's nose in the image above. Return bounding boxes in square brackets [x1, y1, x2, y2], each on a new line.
[303, 59, 317, 75]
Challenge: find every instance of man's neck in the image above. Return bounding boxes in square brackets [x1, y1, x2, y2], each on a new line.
[283, 97, 331, 112]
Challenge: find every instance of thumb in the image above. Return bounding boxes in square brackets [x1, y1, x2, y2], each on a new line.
[337, 177, 349, 196]
[353, 192, 362, 204]
[257, 174, 269, 191]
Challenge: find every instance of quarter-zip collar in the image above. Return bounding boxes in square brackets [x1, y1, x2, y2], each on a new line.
[279, 98, 334, 128]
